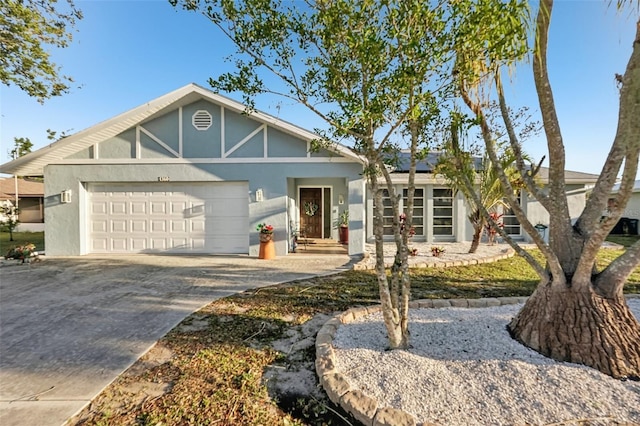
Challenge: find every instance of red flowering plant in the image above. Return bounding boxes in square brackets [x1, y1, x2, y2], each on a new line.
[257, 223, 274, 234]
[5, 243, 39, 263]
[257, 223, 274, 242]
[485, 212, 504, 245]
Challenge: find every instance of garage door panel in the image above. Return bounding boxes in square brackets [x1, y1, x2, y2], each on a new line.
[191, 220, 205, 233]
[191, 238, 205, 250]
[92, 220, 107, 233]
[150, 238, 167, 250]
[111, 238, 128, 251]
[171, 201, 187, 215]
[89, 182, 249, 254]
[150, 202, 167, 215]
[131, 220, 146, 232]
[150, 220, 167, 233]
[92, 202, 107, 214]
[92, 238, 108, 251]
[187, 204, 205, 217]
[131, 202, 146, 215]
[131, 238, 147, 251]
[111, 220, 127, 232]
[171, 220, 187, 233]
[111, 202, 127, 215]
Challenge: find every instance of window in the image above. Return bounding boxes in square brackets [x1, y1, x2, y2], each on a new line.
[432, 188, 453, 236]
[403, 188, 424, 235]
[503, 193, 521, 236]
[376, 187, 425, 236]
[380, 189, 395, 236]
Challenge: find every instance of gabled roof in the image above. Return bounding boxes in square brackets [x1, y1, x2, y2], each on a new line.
[0, 177, 44, 197]
[0, 83, 363, 176]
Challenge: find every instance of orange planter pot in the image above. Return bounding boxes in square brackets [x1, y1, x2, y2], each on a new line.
[259, 240, 275, 260]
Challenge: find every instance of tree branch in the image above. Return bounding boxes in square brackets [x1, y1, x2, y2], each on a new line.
[458, 90, 551, 281]
[573, 17, 640, 287]
[532, 0, 575, 254]
[495, 74, 549, 207]
[595, 239, 640, 299]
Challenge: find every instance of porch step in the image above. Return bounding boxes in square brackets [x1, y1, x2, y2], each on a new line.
[293, 238, 347, 255]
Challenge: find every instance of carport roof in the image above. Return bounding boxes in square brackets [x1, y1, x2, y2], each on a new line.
[0, 83, 364, 176]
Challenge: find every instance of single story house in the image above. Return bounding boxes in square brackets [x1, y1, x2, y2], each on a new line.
[0, 84, 600, 256]
[0, 177, 45, 232]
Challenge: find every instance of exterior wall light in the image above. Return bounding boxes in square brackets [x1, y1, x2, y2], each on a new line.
[61, 190, 72, 203]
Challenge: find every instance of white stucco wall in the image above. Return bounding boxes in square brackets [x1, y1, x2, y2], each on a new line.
[621, 192, 640, 221]
[525, 184, 589, 242]
[44, 161, 364, 256]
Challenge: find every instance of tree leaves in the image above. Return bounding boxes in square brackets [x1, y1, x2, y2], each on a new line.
[0, 0, 82, 102]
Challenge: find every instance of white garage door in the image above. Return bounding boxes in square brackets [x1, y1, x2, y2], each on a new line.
[89, 182, 249, 254]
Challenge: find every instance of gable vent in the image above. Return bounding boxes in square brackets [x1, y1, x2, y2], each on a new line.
[192, 110, 213, 131]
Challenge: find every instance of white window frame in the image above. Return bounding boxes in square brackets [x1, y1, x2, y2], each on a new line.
[502, 192, 522, 237]
[374, 185, 426, 239]
[432, 187, 454, 239]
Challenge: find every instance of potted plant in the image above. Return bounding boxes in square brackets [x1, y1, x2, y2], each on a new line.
[257, 223, 274, 242]
[338, 210, 349, 244]
[256, 223, 275, 259]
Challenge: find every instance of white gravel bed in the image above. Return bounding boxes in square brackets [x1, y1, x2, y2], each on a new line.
[332, 299, 640, 425]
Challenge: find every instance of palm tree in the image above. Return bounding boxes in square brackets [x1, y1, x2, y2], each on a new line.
[436, 143, 519, 253]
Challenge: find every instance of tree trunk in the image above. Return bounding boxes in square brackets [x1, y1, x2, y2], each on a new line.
[371, 169, 408, 350]
[508, 284, 640, 380]
[469, 223, 482, 254]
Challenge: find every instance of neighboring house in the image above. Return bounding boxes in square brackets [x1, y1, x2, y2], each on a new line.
[0, 84, 600, 256]
[0, 177, 45, 232]
[609, 180, 640, 235]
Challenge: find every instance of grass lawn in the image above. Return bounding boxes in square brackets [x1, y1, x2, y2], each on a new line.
[70, 249, 640, 426]
[0, 231, 44, 254]
[606, 234, 640, 248]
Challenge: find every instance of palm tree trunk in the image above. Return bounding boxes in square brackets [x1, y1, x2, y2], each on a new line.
[508, 283, 640, 379]
[469, 223, 482, 254]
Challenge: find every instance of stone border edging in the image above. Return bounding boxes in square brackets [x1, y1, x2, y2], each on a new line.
[315, 294, 640, 426]
[352, 250, 515, 271]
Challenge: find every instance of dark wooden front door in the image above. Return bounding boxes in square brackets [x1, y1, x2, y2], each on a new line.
[300, 188, 322, 238]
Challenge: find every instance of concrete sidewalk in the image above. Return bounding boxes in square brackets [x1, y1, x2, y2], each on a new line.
[0, 254, 354, 426]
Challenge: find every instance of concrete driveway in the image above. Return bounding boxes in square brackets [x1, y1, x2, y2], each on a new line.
[0, 254, 353, 426]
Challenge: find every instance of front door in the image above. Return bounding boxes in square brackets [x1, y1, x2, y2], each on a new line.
[300, 188, 322, 238]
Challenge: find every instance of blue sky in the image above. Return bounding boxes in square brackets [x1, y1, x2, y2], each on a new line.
[0, 0, 637, 178]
